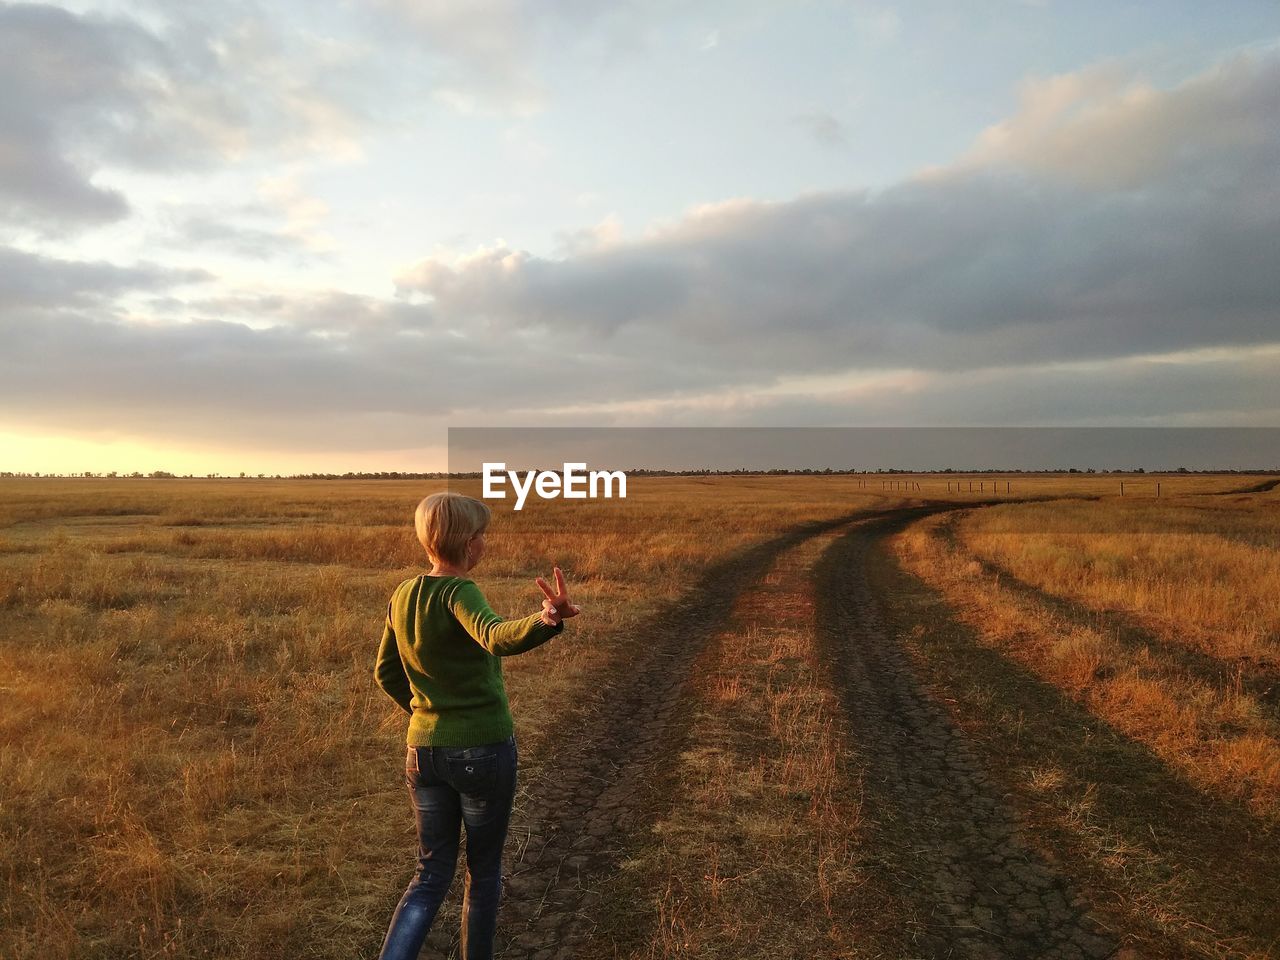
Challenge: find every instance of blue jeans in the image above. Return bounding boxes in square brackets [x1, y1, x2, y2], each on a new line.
[378, 735, 518, 960]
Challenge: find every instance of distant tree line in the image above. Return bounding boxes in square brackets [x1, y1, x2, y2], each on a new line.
[2, 466, 1277, 479]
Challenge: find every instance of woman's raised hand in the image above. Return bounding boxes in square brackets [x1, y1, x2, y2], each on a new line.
[535, 566, 581, 626]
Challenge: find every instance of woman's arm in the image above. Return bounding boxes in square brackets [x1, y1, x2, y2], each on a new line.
[374, 602, 414, 714]
[448, 580, 564, 657]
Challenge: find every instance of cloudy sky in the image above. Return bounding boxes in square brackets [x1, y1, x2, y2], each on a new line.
[2, 0, 1278, 473]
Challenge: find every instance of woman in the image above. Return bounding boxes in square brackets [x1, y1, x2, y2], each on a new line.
[374, 491, 581, 960]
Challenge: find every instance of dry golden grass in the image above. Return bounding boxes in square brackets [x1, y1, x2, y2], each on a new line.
[896, 505, 1280, 819]
[0, 475, 886, 959]
[885, 499, 1280, 959]
[1, 473, 1272, 958]
[955, 495, 1280, 669]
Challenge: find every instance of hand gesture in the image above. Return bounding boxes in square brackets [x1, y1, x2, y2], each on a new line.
[535, 566, 581, 626]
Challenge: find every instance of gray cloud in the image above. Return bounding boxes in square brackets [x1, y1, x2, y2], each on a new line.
[5, 294, 1273, 458]
[394, 47, 1280, 377]
[0, 246, 210, 311]
[172, 290, 439, 335]
[0, 300, 716, 453]
[0, 3, 154, 229]
[166, 216, 311, 260]
[648, 352, 1280, 431]
[793, 112, 849, 149]
[155, 199, 328, 262]
[0, 1, 371, 234]
[0, 255, 644, 430]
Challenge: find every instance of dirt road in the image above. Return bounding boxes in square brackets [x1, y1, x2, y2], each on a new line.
[490, 508, 906, 959]
[481, 503, 1121, 959]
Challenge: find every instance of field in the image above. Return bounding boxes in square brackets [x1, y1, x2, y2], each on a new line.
[1, 474, 1278, 959]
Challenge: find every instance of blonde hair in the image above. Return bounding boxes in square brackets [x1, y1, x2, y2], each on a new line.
[414, 492, 491, 565]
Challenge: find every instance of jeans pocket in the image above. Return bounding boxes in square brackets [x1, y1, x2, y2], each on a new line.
[443, 750, 499, 795]
[404, 745, 421, 788]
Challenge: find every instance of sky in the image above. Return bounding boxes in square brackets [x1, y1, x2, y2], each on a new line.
[1, 0, 1278, 474]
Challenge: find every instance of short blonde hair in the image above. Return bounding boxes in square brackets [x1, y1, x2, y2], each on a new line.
[415, 492, 491, 565]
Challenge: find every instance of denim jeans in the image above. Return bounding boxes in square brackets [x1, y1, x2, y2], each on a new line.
[378, 734, 518, 960]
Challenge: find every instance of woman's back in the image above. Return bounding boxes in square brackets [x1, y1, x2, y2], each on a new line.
[377, 573, 563, 748]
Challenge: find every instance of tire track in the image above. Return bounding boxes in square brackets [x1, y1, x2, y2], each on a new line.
[1199, 477, 1280, 496]
[492, 506, 914, 960]
[814, 509, 1120, 960]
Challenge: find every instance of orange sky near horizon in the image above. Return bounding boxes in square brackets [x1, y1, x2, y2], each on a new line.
[0, 430, 450, 476]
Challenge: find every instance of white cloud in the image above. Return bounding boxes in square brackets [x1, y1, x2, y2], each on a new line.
[937, 48, 1280, 189]
[552, 214, 624, 256]
[256, 173, 337, 253]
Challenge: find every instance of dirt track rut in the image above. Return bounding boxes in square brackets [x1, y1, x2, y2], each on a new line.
[815, 509, 1119, 959]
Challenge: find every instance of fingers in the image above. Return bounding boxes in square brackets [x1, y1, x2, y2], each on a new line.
[540, 598, 561, 626]
[539, 595, 580, 626]
[538, 566, 569, 602]
[538, 566, 579, 625]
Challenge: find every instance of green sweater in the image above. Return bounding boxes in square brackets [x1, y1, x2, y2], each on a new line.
[374, 574, 565, 746]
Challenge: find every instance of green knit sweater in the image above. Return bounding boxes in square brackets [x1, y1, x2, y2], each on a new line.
[374, 574, 565, 746]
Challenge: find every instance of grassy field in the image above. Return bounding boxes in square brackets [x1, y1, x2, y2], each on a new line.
[1, 473, 1276, 959]
[0, 476, 887, 958]
[890, 484, 1280, 957]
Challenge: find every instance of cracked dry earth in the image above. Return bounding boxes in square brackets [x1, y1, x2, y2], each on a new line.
[815, 510, 1119, 960]
[452, 504, 1124, 959]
